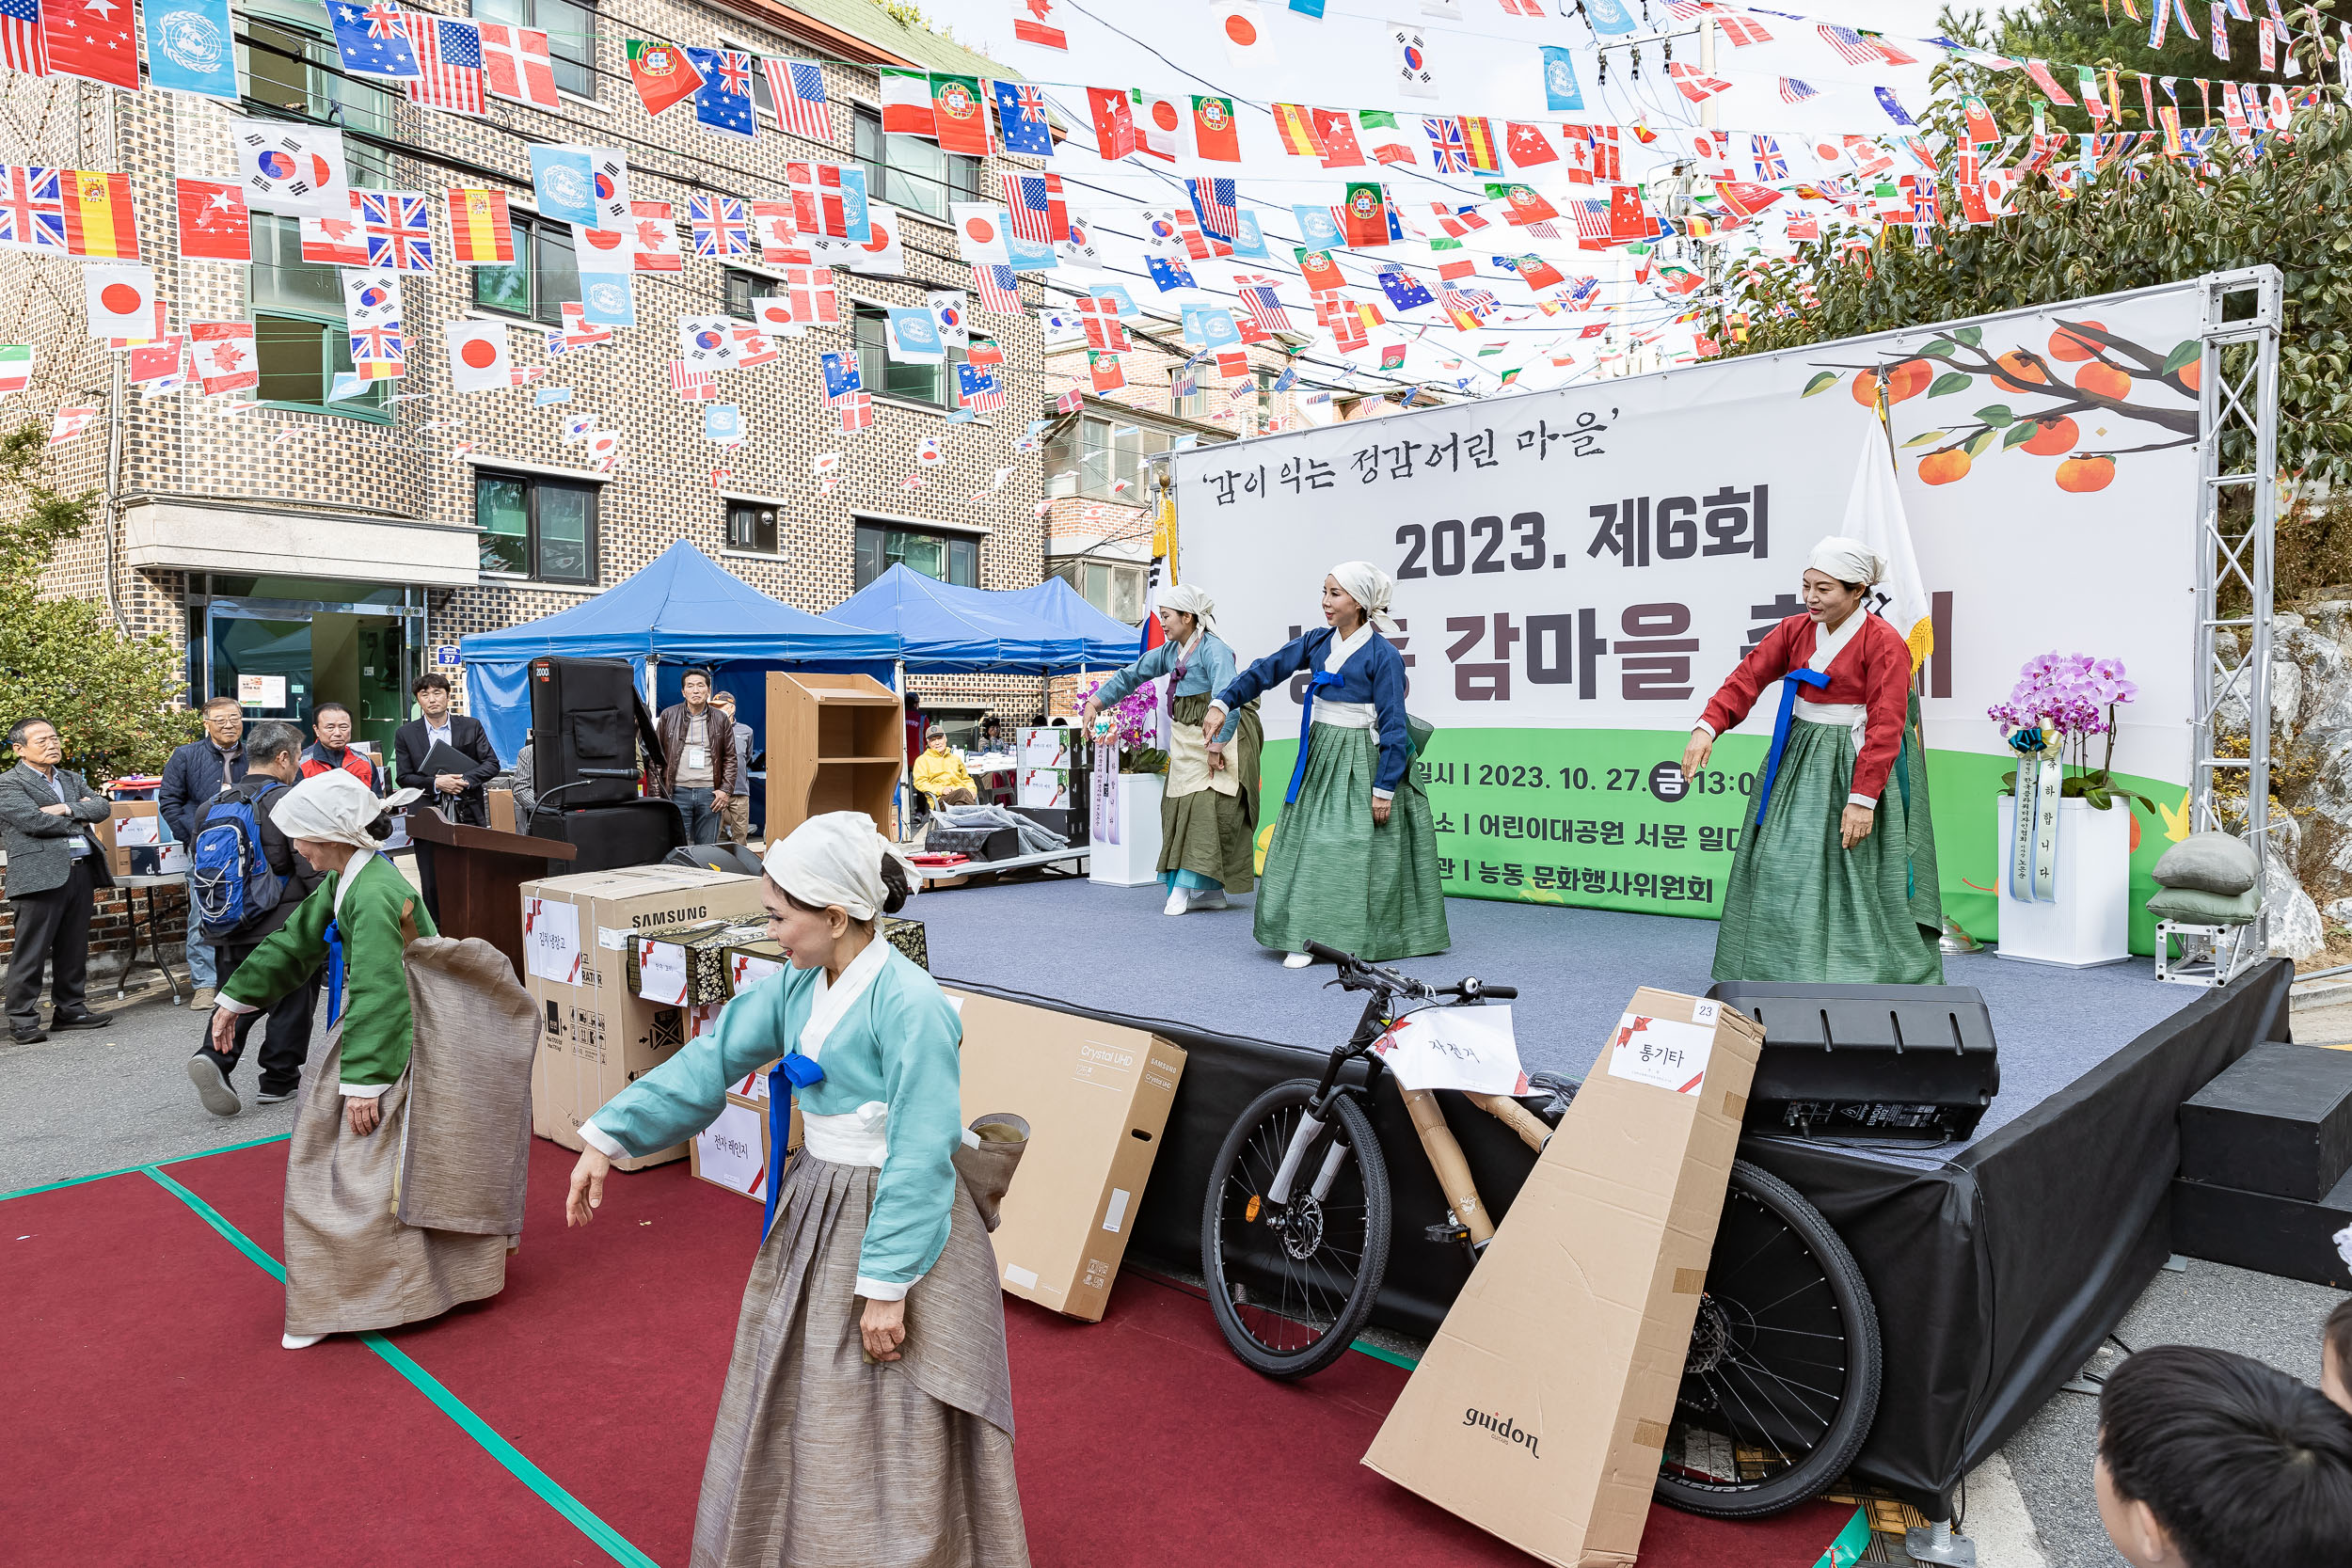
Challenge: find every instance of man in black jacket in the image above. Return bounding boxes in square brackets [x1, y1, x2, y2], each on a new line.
[183, 722, 323, 1116]
[159, 695, 248, 1005]
[393, 673, 500, 921]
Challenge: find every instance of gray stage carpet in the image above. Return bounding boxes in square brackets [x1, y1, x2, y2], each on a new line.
[913, 875, 2202, 1150]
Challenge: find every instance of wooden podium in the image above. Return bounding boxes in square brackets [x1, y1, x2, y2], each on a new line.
[405, 809, 577, 981]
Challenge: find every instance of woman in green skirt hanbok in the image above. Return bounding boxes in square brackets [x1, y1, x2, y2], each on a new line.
[1205, 562, 1449, 969]
[1681, 535, 1944, 985]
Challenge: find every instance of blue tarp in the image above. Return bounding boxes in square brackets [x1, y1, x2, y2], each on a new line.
[822, 564, 1142, 673]
[458, 541, 894, 764]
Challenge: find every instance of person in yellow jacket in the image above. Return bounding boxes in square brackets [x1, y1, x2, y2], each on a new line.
[911, 724, 977, 807]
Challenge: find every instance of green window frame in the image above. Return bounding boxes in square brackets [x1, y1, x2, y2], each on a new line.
[238, 8, 394, 188]
[854, 519, 977, 590]
[247, 214, 388, 421]
[473, 213, 579, 325]
[851, 104, 982, 225]
[475, 469, 599, 583]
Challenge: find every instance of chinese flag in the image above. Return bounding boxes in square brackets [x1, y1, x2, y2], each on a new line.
[1503, 122, 1558, 168]
[45, 0, 139, 88]
[176, 179, 251, 262]
[1086, 87, 1138, 161]
[1606, 184, 1650, 243]
[64, 170, 139, 260]
[1311, 107, 1364, 167]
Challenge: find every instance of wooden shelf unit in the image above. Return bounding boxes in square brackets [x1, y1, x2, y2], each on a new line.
[766, 672, 904, 841]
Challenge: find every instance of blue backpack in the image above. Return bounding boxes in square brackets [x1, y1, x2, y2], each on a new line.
[191, 784, 287, 942]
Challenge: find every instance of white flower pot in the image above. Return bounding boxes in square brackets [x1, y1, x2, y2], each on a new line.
[1089, 771, 1166, 887]
[1994, 795, 2133, 968]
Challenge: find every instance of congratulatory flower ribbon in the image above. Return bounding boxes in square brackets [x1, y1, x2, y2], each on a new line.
[2009, 733, 2062, 903]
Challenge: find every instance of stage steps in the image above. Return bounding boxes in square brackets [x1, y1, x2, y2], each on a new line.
[2170, 1041, 2352, 1289]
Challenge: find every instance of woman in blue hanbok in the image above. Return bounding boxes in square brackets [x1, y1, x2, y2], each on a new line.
[565, 813, 1027, 1568]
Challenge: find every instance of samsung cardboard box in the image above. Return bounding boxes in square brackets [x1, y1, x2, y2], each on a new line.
[947, 990, 1185, 1321]
[1362, 990, 1765, 1568]
[520, 864, 766, 1171]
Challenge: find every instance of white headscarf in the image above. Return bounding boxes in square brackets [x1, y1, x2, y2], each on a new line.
[1327, 561, 1400, 635]
[1158, 581, 1216, 634]
[268, 768, 421, 850]
[762, 811, 920, 923]
[1807, 535, 1886, 589]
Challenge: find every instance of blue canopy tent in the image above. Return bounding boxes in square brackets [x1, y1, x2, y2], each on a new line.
[822, 564, 1142, 673]
[458, 540, 895, 765]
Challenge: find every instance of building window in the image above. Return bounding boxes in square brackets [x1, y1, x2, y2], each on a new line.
[239, 13, 394, 185]
[726, 498, 780, 555]
[473, 0, 596, 98]
[723, 267, 765, 321]
[1049, 560, 1146, 625]
[1169, 367, 1208, 419]
[476, 470, 598, 583]
[852, 302, 965, 410]
[1043, 412, 1173, 502]
[247, 214, 385, 419]
[474, 213, 578, 325]
[855, 519, 977, 589]
[852, 104, 981, 224]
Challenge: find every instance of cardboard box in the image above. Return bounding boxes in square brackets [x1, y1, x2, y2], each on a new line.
[99, 801, 159, 878]
[521, 864, 768, 1171]
[691, 1091, 803, 1201]
[948, 990, 1185, 1321]
[628, 918, 770, 1006]
[1362, 990, 1764, 1567]
[1018, 768, 1072, 808]
[487, 787, 516, 836]
[1019, 725, 1076, 766]
[723, 915, 926, 994]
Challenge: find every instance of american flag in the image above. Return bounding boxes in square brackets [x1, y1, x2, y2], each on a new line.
[691, 195, 751, 257]
[1779, 76, 1819, 104]
[970, 262, 1022, 314]
[1234, 277, 1294, 335]
[404, 16, 486, 115]
[957, 362, 1005, 413]
[1751, 135, 1787, 181]
[1185, 177, 1239, 246]
[1424, 117, 1471, 172]
[0, 165, 67, 250]
[1569, 198, 1613, 242]
[1816, 25, 1882, 66]
[360, 190, 433, 270]
[1003, 173, 1067, 245]
[1, 0, 48, 75]
[764, 59, 833, 142]
[669, 358, 716, 401]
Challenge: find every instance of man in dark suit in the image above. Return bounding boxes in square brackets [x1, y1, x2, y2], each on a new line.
[0, 717, 116, 1042]
[394, 673, 500, 921]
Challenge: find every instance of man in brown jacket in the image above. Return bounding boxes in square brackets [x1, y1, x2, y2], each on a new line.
[649, 669, 739, 846]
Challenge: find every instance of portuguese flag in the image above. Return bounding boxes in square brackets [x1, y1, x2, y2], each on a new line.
[929, 73, 991, 155]
[1378, 343, 1406, 370]
[626, 40, 703, 116]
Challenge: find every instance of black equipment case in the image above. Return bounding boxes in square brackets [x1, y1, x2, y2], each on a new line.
[1707, 981, 2001, 1142]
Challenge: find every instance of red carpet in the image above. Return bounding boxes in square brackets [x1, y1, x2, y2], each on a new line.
[90, 1140, 1855, 1566]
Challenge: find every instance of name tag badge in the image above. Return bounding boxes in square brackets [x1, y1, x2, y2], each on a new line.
[685, 745, 709, 769]
[67, 834, 88, 854]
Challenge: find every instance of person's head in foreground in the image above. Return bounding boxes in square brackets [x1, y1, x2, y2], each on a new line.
[758, 812, 915, 972]
[2096, 1342, 2352, 1568]
[2324, 1297, 2352, 1417]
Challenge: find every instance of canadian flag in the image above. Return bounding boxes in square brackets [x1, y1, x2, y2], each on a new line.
[478, 23, 562, 110]
[300, 193, 371, 266]
[84, 264, 158, 338]
[48, 405, 100, 445]
[191, 321, 260, 395]
[446, 320, 511, 393]
[730, 324, 780, 369]
[629, 200, 683, 272]
[751, 199, 797, 256]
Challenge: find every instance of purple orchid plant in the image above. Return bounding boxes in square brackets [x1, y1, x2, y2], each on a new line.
[1075, 674, 1167, 774]
[1989, 653, 2153, 812]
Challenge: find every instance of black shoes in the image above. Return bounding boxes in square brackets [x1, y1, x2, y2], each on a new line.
[186, 1054, 243, 1117]
[50, 1008, 110, 1029]
[9, 1024, 44, 1043]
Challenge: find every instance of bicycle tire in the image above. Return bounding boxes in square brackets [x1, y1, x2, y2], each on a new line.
[1654, 1160, 1883, 1519]
[1200, 1079, 1392, 1380]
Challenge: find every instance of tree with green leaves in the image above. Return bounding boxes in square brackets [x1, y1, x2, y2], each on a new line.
[0, 422, 196, 778]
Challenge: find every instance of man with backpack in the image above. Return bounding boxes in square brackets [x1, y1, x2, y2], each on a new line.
[185, 722, 323, 1117]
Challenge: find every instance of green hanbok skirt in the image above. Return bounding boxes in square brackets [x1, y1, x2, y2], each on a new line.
[1163, 692, 1261, 894]
[1712, 708, 1945, 986]
[1254, 721, 1450, 962]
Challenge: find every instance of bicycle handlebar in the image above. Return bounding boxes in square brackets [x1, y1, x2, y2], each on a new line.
[1303, 942, 1517, 1003]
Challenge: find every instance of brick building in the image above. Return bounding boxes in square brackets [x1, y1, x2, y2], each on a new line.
[12, 0, 1057, 763]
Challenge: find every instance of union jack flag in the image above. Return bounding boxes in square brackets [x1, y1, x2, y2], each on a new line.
[1234, 276, 1294, 336]
[1424, 116, 1471, 172]
[763, 58, 832, 142]
[0, 165, 67, 251]
[1004, 172, 1068, 245]
[691, 195, 751, 257]
[1185, 177, 1239, 246]
[360, 190, 433, 270]
[1750, 135, 1787, 182]
[349, 321, 404, 366]
[970, 262, 1022, 314]
[1779, 76, 1819, 104]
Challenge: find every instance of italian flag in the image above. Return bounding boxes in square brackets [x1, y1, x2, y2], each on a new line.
[880, 69, 933, 135]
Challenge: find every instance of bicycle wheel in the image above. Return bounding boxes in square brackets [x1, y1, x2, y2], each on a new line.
[1200, 1079, 1391, 1380]
[1655, 1160, 1882, 1519]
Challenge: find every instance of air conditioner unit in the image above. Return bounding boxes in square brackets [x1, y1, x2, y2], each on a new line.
[1046, 471, 1080, 499]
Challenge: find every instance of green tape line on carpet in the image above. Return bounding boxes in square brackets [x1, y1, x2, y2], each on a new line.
[0, 1132, 292, 1203]
[1812, 1506, 1871, 1568]
[141, 1166, 658, 1568]
[1350, 1338, 1420, 1371]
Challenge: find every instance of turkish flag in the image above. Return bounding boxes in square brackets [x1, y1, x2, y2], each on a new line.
[44, 0, 139, 89]
[176, 180, 251, 261]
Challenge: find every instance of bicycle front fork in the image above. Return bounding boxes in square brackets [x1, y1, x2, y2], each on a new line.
[1266, 1106, 1354, 1208]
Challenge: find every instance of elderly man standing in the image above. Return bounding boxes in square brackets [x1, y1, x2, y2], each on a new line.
[0, 717, 116, 1043]
[651, 669, 738, 846]
[710, 689, 756, 846]
[161, 696, 248, 1006]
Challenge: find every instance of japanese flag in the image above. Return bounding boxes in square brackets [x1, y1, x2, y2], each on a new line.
[951, 203, 1009, 262]
[191, 320, 260, 395]
[843, 203, 903, 277]
[586, 428, 621, 468]
[750, 296, 799, 336]
[1209, 0, 1266, 68]
[1134, 91, 1186, 160]
[445, 320, 511, 392]
[85, 264, 158, 338]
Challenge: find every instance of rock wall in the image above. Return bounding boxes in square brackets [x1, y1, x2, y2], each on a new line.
[2216, 606, 2352, 959]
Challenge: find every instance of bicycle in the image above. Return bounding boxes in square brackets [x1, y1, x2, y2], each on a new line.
[1199, 940, 1883, 1519]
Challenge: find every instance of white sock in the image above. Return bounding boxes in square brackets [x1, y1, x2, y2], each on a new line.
[1283, 952, 1313, 969]
[281, 1333, 326, 1350]
[1163, 888, 1190, 915]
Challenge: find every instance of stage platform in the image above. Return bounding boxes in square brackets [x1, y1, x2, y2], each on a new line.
[912, 877, 2295, 1516]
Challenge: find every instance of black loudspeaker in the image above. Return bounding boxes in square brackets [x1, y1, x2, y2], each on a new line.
[1706, 981, 2001, 1142]
[530, 800, 684, 874]
[529, 657, 663, 810]
[926, 824, 1019, 862]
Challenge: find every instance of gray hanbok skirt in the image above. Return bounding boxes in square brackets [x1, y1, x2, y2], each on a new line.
[691, 1150, 1029, 1568]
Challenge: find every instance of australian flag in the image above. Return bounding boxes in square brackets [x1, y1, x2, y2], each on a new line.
[330, 1, 421, 77]
[957, 362, 1006, 413]
[1146, 255, 1196, 292]
[992, 78, 1054, 157]
[820, 350, 861, 405]
[684, 46, 757, 139]
[1376, 269, 1434, 311]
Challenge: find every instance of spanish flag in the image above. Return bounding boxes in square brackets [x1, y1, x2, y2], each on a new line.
[446, 187, 515, 264]
[1271, 103, 1323, 158]
[1459, 115, 1502, 175]
[64, 171, 139, 261]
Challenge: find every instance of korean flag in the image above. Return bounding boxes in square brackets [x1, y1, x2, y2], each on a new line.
[927, 290, 969, 349]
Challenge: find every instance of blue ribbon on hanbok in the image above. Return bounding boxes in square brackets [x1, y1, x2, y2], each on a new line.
[1283, 670, 1348, 806]
[324, 920, 345, 1028]
[1751, 669, 1834, 828]
[761, 1051, 826, 1241]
